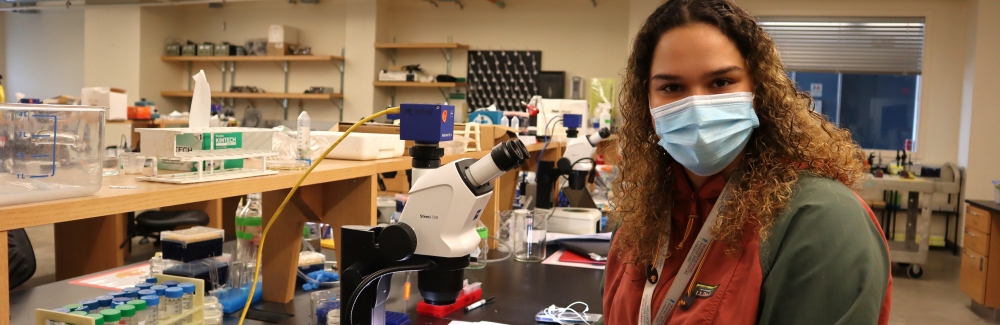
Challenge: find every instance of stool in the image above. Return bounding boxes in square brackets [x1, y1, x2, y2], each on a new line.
[121, 210, 210, 250]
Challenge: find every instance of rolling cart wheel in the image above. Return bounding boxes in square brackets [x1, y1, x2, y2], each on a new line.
[907, 264, 924, 279]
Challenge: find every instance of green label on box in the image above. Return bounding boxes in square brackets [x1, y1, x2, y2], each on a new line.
[174, 134, 205, 153]
[210, 133, 242, 150]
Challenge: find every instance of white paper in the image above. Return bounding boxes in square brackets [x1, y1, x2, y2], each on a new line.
[546, 232, 612, 243]
[189, 70, 211, 128]
[541, 249, 606, 270]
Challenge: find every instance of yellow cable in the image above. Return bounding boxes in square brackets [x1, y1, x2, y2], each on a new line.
[238, 107, 400, 325]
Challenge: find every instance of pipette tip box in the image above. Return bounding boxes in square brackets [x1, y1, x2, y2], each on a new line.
[161, 226, 224, 262]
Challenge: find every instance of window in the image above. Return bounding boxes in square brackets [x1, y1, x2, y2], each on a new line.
[760, 17, 924, 151]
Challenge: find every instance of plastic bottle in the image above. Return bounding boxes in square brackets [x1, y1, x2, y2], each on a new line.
[149, 253, 164, 276]
[135, 283, 154, 291]
[109, 291, 128, 300]
[122, 287, 141, 299]
[144, 277, 159, 285]
[115, 304, 136, 325]
[127, 300, 147, 325]
[63, 303, 84, 313]
[99, 308, 122, 325]
[80, 300, 99, 313]
[510, 116, 520, 133]
[96, 296, 113, 312]
[70, 311, 89, 317]
[164, 287, 184, 319]
[499, 115, 510, 127]
[161, 281, 179, 288]
[298, 111, 312, 164]
[598, 103, 612, 131]
[178, 283, 195, 324]
[85, 314, 105, 325]
[235, 193, 264, 288]
[467, 219, 489, 269]
[112, 298, 132, 307]
[140, 295, 159, 325]
[151, 285, 168, 315]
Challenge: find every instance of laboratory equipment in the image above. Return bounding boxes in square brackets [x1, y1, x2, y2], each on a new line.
[103, 145, 120, 177]
[96, 295, 113, 312]
[115, 304, 135, 325]
[164, 287, 184, 317]
[161, 226, 224, 262]
[62, 303, 84, 312]
[86, 314, 105, 325]
[126, 300, 146, 325]
[298, 111, 311, 164]
[415, 280, 482, 318]
[548, 207, 603, 235]
[513, 209, 549, 262]
[81, 300, 99, 313]
[145, 277, 159, 284]
[135, 127, 277, 184]
[234, 192, 263, 290]
[0, 104, 106, 206]
[109, 291, 128, 300]
[151, 285, 168, 315]
[99, 308, 121, 325]
[536, 126, 611, 209]
[204, 296, 223, 325]
[340, 103, 528, 325]
[311, 131, 405, 161]
[70, 311, 89, 316]
[467, 219, 489, 269]
[162, 281, 179, 287]
[140, 295, 159, 324]
[311, 289, 340, 325]
[179, 282, 195, 323]
[112, 298, 132, 306]
[137, 289, 156, 297]
[135, 283, 153, 291]
[122, 287, 141, 298]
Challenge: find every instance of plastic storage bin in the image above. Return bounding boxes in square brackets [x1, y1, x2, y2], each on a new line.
[0, 104, 105, 206]
[311, 131, 404, 161]
[161, 226, 224, 262]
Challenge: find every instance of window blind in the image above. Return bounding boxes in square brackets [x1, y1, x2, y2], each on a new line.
[757, 17, 925, 74]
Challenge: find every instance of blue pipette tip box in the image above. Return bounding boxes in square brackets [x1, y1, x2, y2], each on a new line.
[385, 311, 411, 325]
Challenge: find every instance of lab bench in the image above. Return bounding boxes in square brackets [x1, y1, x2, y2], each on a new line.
[14, 241, 603, 324]
[0, 127, 564, 324]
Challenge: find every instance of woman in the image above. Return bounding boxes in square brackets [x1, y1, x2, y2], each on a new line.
[603, 0, 892, 324]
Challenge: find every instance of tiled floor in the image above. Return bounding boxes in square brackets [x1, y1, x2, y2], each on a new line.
[15, 225, 996, 324]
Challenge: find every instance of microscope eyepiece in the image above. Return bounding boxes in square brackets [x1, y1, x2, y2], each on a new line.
[465, 139, 529, 189]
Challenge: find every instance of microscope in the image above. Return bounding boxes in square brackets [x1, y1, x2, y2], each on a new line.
[340, 104, 530, 325]
[535, 113, 611, 209]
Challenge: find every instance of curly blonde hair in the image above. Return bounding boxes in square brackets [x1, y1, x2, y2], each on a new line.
[611, 0, 867, 266]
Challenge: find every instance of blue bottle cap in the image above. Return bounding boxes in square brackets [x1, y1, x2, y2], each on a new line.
[145, 277, 159, 284]
[80, 300, 99, 311]
[135, 283, 153, 290]
[161, 281, 180, 287]
[178, 283, 195, 294]
[109, 291, 128, 299]
[140, 295, 160, 306]
[151, 285, 168, 295]
[96, 296, 113, 306]
[164, 287, 183, 299]
[137, 289, 156, 297]
[112, 297, 132, 305]
[122, 287, 140, 297]
[52, 307, 71, 313]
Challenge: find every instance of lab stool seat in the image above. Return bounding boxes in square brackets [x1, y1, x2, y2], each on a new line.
[127, 210, 210, 248]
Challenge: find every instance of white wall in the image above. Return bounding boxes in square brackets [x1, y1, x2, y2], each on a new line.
[5, 9, 85, 100]
[84, 6, 142, 103]
[959, 0, 1000, 201]
[384, 0, 631, 111]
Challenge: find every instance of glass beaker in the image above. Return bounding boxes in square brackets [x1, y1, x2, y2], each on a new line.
[120, 152, 148, 176]
[512, 209, 550, 262]
[103, 146, 120, 176]
[310, 289, 340, 325]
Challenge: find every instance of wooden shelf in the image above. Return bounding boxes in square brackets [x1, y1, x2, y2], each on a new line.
[161, 55, 344, 62]
[373, 81, 467, 88]
[374, 43, 470, 50]
[161, 91, 343, 100]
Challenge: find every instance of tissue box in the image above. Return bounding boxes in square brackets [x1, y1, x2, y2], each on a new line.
[81, 87, 128, 121]
[268, 25, 298, 44]
[267, 42, 295, 56]
[468, 111, 504, 125]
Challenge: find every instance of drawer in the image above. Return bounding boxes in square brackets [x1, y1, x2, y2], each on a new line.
[965, 228, 991, 256]
[961, 248, 988, 304]
[967, 205, 992, 234]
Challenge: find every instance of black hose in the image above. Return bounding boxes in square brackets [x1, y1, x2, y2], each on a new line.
[346, 261, 434, 325]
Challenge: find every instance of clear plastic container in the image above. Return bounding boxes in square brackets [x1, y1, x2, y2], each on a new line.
[0, 104, 106, 206]
[151, 285, 168, 315]
[96, 295, 113, 312]
[178, 282, 195, 324]
[164, 287, 184, 317]
[140, 295, 159, 325]
[204, 296, 223, 325]
[126, 299, 147, 325]
[115, 304, 136, 325]
[311, 289, 340, 325]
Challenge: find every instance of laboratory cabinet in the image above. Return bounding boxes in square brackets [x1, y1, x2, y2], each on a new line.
[961, 200, 1000, 307]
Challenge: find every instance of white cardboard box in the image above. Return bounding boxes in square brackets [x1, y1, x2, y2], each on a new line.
[81, 87, 128, 121]
[268, 25, 299, 44]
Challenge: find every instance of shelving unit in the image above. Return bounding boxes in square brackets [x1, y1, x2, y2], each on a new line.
[375, 39, 469, 105]
[161, 50, 346, 120]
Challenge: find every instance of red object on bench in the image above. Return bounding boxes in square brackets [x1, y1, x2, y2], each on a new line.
[416, 287, 483, 318]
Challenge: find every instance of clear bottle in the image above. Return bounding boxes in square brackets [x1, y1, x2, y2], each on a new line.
[151, 285, 168, 316]
[161, 281, 179, 288]
[467, 219, 489, 269]
[115, 304, 136, 325]
[140, 295, 159, 325]
[297, 111, 312, 163]
[135, 283, 153, 292]
[122, 287, 141, 299]
[80, 300, 99, 314]
[127, 300, 147, 325]
[178, 283, 195, 324]
[235, 193, 263, 287]
[149, 253, 165, 275]
[164, 287, 184, 318]
[99, 308, 122, 325]
[510, 116, 520, 133]
[96, 296, 113, 313]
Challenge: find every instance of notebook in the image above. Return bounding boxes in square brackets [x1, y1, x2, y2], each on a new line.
[558, 240, 611, 262]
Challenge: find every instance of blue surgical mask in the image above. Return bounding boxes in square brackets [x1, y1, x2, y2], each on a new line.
[651, 92, 759, 176]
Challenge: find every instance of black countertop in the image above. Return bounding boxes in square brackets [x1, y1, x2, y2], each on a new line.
[14, 242, 604, 324]
[967, 199, 1000, 215]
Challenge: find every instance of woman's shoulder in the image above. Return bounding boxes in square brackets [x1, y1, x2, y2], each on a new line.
[759, 175, 887, 275]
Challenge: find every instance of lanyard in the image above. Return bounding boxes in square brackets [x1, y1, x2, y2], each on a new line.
[638, 181, 731, 325]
